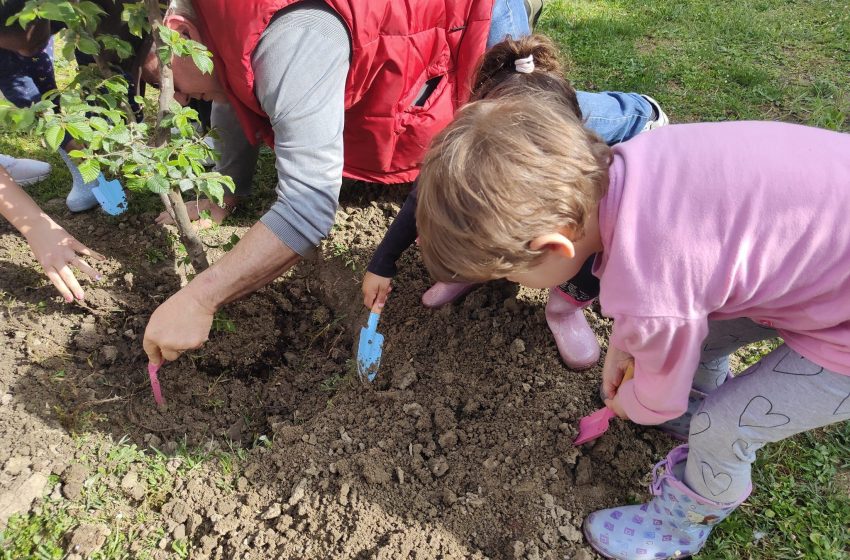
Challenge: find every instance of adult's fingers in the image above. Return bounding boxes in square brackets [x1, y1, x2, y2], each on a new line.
[45, 267, 74, 303]
[160, 348, 183, 362]
[73, 256, 101, 282]
[57, 264, 85, 300]
[155, 210, 175, 226]
[143, 336, 164, 366]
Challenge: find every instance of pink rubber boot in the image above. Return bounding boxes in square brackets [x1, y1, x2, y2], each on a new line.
[546, 289, 600, 370]
[421, 282, 480, 308]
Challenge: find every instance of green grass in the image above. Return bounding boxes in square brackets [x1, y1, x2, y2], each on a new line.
[539, 0, 850, 128]
[0, 435, 215, 559]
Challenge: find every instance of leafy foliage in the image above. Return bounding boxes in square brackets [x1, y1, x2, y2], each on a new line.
[0, 0, 234, 240]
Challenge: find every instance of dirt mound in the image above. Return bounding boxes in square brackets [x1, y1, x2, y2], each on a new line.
[0, 188, 673, 558]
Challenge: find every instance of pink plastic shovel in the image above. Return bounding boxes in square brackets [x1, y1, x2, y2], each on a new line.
[573, 407, 617, 445]
[147, 362, 165, 406]
[573, 362, 634, 446]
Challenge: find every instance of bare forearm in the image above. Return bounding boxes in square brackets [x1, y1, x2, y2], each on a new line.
[183, 221, 301, 310]
[0, 166, 53, 237]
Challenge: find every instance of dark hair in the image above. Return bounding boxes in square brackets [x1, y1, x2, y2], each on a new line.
[471, 34, 581, 119]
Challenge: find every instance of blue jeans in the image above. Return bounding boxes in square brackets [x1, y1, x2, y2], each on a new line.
[487, 0, 654, 144]
[0, 38, 57, 108]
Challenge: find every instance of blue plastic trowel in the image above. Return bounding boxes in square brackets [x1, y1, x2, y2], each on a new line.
[92, 175, 128, 216]
[356, 305, 384, 382]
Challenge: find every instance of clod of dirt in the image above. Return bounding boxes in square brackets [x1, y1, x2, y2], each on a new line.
[429, 456, 449, 477]
[74, 320, 100, 352]
[0, 472, 48, 526]
[61, 463, 89, 501]
[575, 456, 593, 486]
[100, 345, 119, 365]
[510, 338, 526, 354]
[262, 503, 282, 520]
[68, 523, 111, 556]
[288, 478, 308, 506]
[438, 430, 458, 450]
[558, 523, 582, 542]
[120, 470, 145, 501]
[356, 455, 391, 485]
[391, 362, 417, 390]
[573, 549, 594, 560]
[3, 455, 30, 476]
[402, 402, 423, 417]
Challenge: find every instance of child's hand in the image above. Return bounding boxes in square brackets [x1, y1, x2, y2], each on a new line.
[362, 271, 392, 309]
[601, 345, 634, 400]
[25, 219, 104, 302]
[604, 393, 630, 419]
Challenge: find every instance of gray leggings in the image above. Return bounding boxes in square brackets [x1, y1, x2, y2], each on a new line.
[684, 318, 850, 503]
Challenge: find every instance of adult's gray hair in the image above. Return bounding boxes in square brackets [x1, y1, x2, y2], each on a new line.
[167, 0, 196, 19]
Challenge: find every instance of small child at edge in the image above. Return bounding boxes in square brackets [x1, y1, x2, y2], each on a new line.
[413, 54, 850, 558]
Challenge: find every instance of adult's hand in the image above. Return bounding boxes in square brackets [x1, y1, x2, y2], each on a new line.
[24, 220, 104, 302]
[142, 221, 301, 365]
[362, 271, 391, 309]
[601, 344, 633, 400]
[143, 288, 215, 364]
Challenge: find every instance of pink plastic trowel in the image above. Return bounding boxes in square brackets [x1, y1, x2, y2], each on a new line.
[147, 362, 165, 406]
[573, 362, 634, 446]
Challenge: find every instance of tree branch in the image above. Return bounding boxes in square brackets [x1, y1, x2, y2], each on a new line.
[144, 0, 209, 272]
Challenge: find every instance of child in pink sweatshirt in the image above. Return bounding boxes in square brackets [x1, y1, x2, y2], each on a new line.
[414, 78, 850, 557]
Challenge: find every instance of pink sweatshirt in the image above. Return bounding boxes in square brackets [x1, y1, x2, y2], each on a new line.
[593, 121, 850, 425]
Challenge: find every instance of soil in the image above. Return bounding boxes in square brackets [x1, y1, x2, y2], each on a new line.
[0, 185, 675, 559]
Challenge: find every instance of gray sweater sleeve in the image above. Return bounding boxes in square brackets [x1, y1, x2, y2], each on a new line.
[252, 1, 350, 256]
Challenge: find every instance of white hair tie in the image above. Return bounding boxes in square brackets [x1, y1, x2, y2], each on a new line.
[514, 55, 534, 74]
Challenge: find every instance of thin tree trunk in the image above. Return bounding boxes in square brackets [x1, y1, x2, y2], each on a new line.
[144, 0, 209, 272]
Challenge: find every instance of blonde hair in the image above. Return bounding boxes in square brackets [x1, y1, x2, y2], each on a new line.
[416, 94, 610, 283]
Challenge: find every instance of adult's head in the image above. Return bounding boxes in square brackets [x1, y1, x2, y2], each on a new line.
[141, 0, 227, 105]
[0, 0, 51, 56]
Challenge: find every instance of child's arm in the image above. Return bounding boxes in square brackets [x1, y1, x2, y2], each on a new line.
[605, 315, 709, 424]
[0, 164, 103, 301]
[362, 187, 418, 308]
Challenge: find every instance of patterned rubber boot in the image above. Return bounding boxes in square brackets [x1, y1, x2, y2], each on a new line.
[59, 148, 99, 212]
[546, 288, 600, 370]
[584, 445, 750, 559]
[421, 282, 480, 309]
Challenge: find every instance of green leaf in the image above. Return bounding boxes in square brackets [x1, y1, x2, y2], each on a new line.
[45, 125, 65, 152]
[77, 160, 101, 183]
[89, 117, 110, 132]
[76, 36, 100, 56]
[64, 121, 94, 142]
[200, 179, 225, 206]
[145, 174, 170, 194]
[191, 51, 214, 75]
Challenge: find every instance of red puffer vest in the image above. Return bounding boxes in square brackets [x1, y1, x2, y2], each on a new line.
[191, 0, 494, 183]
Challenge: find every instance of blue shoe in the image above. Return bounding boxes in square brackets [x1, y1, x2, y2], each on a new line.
[59, 148, 99, 212]
[584, 445, 749, 559]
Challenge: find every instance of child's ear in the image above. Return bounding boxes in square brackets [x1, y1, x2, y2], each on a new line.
[529, 232, 576, 259]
